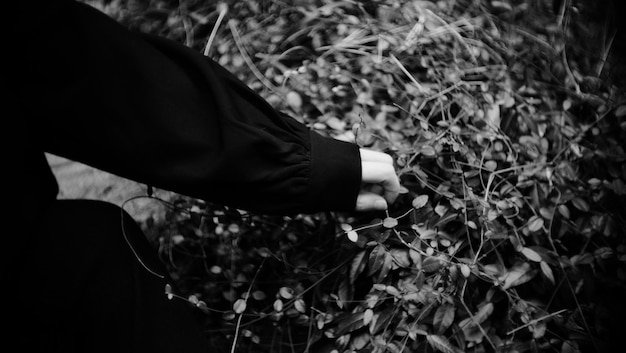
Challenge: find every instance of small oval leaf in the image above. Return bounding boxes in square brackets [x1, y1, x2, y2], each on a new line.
[521, 247, 542, 262]
[527, 216, 544, 232]
[412, 195, 429, 209]
[383, 217, 398, 228]
[233, 299, 247, 314]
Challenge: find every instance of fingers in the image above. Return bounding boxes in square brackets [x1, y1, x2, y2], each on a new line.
[361, 161, 401, 204]
[356, 148, 401, 212]
[360, 148, 393, 164]
[355, 192, 389, 212]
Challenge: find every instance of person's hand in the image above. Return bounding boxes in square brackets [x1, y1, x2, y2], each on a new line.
[356, 148, 401, 212]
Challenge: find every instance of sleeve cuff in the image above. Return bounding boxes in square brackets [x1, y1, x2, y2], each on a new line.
[306, 131, 362, 213]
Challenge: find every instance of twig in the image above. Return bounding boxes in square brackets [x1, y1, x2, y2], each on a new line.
[228, 19, 277, 92]
[230, 258, 266, 353]
[203, 3, 228, 56]
[390, 54, 425, 92]
[506, 309, 568, 335]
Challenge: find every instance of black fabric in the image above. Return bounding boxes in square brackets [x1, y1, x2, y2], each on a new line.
[9, 200, 219, 353]
[3, 0, 362, 351]
[6, 0, 361, 216]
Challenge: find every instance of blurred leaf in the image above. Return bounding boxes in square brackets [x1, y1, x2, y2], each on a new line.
[433, 304, 455, 334]
[475, 302, 494, 324]
[571, 197, 590, 212]
[335, 311, 365, 336]
[427, 334, 463, 353]
[500, 262, 537, 290]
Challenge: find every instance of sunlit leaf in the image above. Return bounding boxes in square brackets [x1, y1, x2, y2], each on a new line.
[426, 334, 463, 353]
[286, 90, 302, 110]
[475, 302, 494, 324]
[460, 264, 471, 278]
[540, 261, 555, 284]
[383, 217, 398, 228]
[233, 298, 247, 314]
[527, 215, 544, 232]
[347, 230, 359, 242]
[363, 308, 374, 325]
[412, 195, 429, 209]
[294, 298, 307, 313]
[521, 247, 542, 262]
[500, 262, 537, 289]
[279, 286, 294, 299]
[273, 299, 283, 312]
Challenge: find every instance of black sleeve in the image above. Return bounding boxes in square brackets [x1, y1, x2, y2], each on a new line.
[8, 0, 361, 215]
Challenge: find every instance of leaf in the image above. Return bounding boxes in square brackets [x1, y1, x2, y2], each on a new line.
[460, 264, 471, 278]
[350, 250, 368, 284]
[363, 308, 374, 325]
[527, 215, 544, 232]
[273, 299, 283, 312]
[233, 298, 247, 314]
[474, 302, 494, 324]
[347, 231, 358, 242]
[433, 304, 455, 334]
[370, 307, 395, 335]
[252, 290, 266, 300]
[375, 251, 394, 282]
[286, 91, 302, 110]
[421, 256, 442, 273]
[459, 317, 483, 342]
[412, 195, 429, 209]
[434, 204, 448, 217]
[383, 217, 398, 228]
[426, 334, 462, 353]
[615, 104, 626, 117]
[389, 248, 411, 268]
[521, 247, 542, 262]
[368, 245, 386, 276]
[165, 283, 174, 300]
[337, 277, 352, 309]
[421, 145, 437, 157]
[279, 286, 294, 299]
[501, 262, 537, 290]
[335, 312, 365, 336]
[571, 197, 590, 212]
[294, 298, 307, 313]
[540, 261, 555, 285]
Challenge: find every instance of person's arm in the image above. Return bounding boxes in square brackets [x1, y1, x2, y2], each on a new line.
[9, 0, 398, 215]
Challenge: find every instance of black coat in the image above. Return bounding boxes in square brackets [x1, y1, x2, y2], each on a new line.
[6, 0, 361, 217]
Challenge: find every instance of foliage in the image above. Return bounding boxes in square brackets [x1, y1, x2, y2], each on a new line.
[90, 0, 626, 352]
